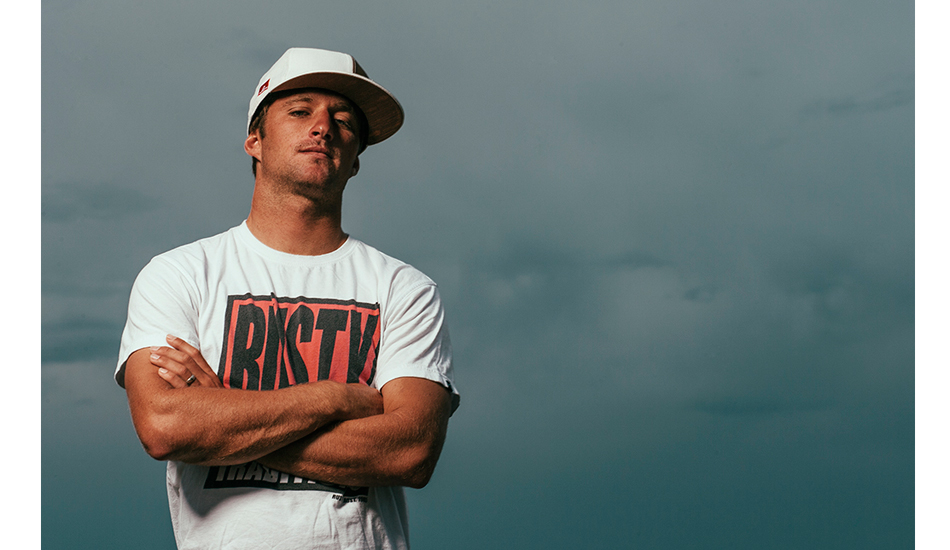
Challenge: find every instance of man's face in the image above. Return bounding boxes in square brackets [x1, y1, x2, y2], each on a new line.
[245, 89, 362, 204]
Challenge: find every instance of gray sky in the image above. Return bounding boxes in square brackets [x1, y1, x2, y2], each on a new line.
[40, 0, 916, 548]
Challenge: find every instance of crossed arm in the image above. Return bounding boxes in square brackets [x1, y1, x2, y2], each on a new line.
[124, 336, 452, 488]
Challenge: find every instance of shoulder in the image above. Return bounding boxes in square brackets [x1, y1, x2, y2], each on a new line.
[128, 226, 244, 303]
[346, 238, 437, 292]
[141, 226, 241, 277]
[345, 240, 447, 332]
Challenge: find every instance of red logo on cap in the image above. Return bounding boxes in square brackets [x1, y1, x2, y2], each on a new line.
[258, 79, 270, 96]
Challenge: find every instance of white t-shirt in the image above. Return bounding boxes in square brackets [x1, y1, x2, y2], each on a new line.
[116, 222, 457, 550]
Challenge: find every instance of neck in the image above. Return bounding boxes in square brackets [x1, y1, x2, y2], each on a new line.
[246, 185, 348, 256]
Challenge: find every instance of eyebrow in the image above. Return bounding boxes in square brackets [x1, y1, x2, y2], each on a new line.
[282, 95, 356, 113]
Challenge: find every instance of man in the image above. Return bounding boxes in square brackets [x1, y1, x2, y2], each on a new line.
[115, 47, 458, 550]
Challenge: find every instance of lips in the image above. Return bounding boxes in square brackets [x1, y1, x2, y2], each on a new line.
[297, 143, 332, 157]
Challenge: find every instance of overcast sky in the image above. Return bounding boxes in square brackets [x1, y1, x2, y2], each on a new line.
[39, 0, 917, 548]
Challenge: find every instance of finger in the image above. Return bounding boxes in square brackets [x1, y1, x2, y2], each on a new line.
[151, 347, 208, 386]
[165, 335, 224, 388]
[157, 367, 189, 389]
[151, 349, 216, 389]
[167, 336, 215, 372]
[166, 334, 199, 355]
[152, 345, 196, 370]
[149, 348, 192, 379]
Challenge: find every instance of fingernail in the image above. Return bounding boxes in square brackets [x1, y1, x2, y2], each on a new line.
[166, 334, 176, 341]
[158, 368, 168, 374]
[149, 346, 160, 351]
[151, 354, 160, 360]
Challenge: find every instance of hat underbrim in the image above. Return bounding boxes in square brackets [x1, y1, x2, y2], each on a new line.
[265, 72, 404, 145]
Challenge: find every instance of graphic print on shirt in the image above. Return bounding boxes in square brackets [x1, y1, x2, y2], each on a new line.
[204, 293, 380, 496]
[204, 461, 369, 501]
[217, 293, 381, 390]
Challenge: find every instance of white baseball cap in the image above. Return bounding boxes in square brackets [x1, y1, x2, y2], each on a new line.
[248, 48, 404, 145]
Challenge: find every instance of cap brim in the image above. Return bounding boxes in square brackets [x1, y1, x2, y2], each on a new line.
[270, 72, 404, 145]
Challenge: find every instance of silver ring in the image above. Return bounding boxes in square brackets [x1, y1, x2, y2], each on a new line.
[186, 374, 197, 386]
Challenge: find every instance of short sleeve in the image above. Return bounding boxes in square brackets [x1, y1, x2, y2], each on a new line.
[115, 256, 201, 387]
[375, 282, 459, 413]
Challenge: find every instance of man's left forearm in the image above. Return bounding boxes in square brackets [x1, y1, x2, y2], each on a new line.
[258, 377, 452, 488]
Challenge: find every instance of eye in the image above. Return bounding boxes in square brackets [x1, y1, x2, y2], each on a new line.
[335, 117, 353, 130]
[290, 109, 309, 117]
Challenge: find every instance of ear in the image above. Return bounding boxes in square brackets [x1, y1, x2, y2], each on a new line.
[350, 157, 360, 177]
[244, 132, 262, 161]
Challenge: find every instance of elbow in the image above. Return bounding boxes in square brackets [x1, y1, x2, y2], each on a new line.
[133, 414, 189, 462]
[141, 441, 175, 462]
[399, 462, 433, 489]
[138, 431, 176, 462]
[394, 420, 449, 488]
[403, 468, 435, 489]
[397, 463, 435, 489]
[394, 444, 442, 489]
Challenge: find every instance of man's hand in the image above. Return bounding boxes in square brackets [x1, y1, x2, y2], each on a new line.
[146, 335, 382, 419]
[336, 381, 386, 421]
[149, 335, 224, 389]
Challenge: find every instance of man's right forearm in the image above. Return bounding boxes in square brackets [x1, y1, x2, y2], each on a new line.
[124, 348, 382, 465]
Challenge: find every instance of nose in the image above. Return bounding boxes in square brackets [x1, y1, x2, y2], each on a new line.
[309, 109, 334, 141]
